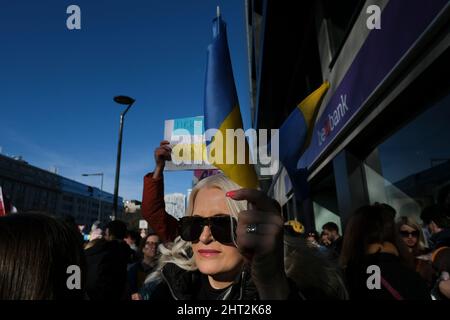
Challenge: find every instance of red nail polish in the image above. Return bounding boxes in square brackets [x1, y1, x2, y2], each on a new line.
[226, 191, 236, 198]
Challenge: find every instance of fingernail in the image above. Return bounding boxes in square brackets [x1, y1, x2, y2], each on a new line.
[226, 191, 236, 198]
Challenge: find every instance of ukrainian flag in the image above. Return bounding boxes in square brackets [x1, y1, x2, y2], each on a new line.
[279, 81, 330, 200]
[203, 12, 258, 189]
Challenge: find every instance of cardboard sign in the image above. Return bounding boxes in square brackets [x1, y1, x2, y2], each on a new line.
[139, 219, 148, 229]
[164, 116, 215, 171]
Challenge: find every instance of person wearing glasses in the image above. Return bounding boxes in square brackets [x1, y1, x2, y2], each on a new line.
[144, 172, 299, 300]
[340, 204, 430, 300]
[127, 233, 160, 300]
[397, 216, 427, 256]
[397, 216, 433, 287]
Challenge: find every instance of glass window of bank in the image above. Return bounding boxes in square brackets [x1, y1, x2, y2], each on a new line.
[364, 93, 450, 222]
[311, 165, 341, 232]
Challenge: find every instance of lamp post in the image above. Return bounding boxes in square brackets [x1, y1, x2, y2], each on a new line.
[81, 173, 104, 221]
[112, 95, 135, 220]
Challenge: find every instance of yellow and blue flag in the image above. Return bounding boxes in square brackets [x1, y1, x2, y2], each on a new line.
[203, 13, 258, 189]
[279, 81, 330, 200]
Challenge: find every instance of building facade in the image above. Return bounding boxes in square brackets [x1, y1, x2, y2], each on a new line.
[0, 153, 123, 225]
[246, 0, 450, 232]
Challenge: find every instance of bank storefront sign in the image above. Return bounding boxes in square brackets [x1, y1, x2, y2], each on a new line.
[317, 94, 349, 147]
[301, 0, 448, 169]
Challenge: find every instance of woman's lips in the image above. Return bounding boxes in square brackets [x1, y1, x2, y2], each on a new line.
[198, 249, 221, 257]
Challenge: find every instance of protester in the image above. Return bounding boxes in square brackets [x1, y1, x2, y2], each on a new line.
[89, 221, 104, 241]
[125, 229, 142, 263]
[84, 220, 134, 300]
[340, 203, 430, 300]
[322, 222, 343, 255]
[141, 140, 179, 243]
[139, 236, 195, 300]
[144, 173, 300, 300]
[284, 236, 348, 299]
[305, 230, 321, 248]
[0, 213, 85, 299]
[397, 216, 433, 286]
[397, 216, 427, 255]
[421, 204, 450, 250]
[125, 230, 141, 252]
[128, 233, 160, 299]
[320, 231, 330, 246]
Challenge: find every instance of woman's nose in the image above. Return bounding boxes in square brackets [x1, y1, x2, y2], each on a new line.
[199, 225, 214, 244]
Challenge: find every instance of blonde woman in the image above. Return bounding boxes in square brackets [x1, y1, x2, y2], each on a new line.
[143, 173, 298, 300]
[397, 216, 427, 256]
[397, 216, 433, 286]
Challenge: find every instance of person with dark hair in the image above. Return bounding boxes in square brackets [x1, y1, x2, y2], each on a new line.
[306, 230, 319, 243]
[284, 236, 348, 299]
[320, 231, 329, 246]
[61, 214, 84, 246]
[421, 204, 450, 250]
[105, 220, 128, 241]
[322, 221, 343, 255]
[125, 230, 141, 252]
[0, 213, 86, 300]
[124, 229, 142, 263]
[305, 230, 322, 249]
[127, 233, 160, 299]
[84, 219, 134, 300]
[340, 204, 430, 300]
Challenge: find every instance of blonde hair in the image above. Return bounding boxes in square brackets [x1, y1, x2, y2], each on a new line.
[397, 216, 427, 252]
[145, 173, 246, 284]
[186, 173, 247, 220]
[144, 236, 196, 284]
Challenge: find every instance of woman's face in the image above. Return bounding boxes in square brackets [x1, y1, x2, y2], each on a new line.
[191, 187, 244, 279]
[400, 224, 419, 248]
[142, 235, 159, 259]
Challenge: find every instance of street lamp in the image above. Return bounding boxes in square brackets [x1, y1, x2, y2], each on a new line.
[112, 95, 135, 220]
[81, 173, 104, 221]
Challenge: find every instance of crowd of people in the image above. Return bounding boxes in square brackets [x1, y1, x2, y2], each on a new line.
[0, 141, 449, 300]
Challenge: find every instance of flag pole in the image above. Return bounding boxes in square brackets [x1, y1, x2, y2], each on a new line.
[216, 6, 221, 34]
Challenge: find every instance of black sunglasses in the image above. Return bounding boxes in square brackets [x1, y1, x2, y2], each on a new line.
[178, 215, 237, 244]
[400, 230, 419, 238]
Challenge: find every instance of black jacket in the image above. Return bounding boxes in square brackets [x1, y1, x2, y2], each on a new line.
[345, 252, 431, 300]
[147, 263, 301, 300]
[85, 239, 133, 300]
[148, 263, 257, 300]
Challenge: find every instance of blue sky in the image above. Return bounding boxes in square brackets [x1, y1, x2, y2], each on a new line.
[0, 0, 251, 200]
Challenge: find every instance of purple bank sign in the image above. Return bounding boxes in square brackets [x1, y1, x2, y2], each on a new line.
[301, 0, 448, 168]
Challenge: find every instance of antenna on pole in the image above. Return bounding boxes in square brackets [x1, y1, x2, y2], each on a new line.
[217, 6, 220, 18]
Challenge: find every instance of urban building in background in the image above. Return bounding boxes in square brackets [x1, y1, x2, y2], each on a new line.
[164, 193, 186, 220]
[246, 0, 450, 231]
[0, 153, 124, 225]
